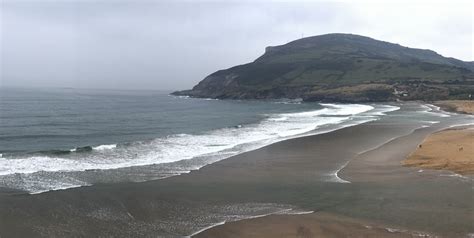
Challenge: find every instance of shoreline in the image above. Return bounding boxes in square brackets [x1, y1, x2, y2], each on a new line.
[193, 126, 420, 238]
[194, 212, 437, 238]
[407, 99, 474, 175]
[194, 124, 474, 237]
[403, 126, 474, 175]
[434, 100, 474, 115]
[1, 103, 473, 237]
[195, 108, 473, 237]
[1, 102, 391, 195]
[188, 209, 315, 238]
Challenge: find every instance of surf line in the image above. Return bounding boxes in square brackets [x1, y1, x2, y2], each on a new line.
[331, 160, 351, 183]
[186, 209, 314, 238]
[333, 123, 437, 184]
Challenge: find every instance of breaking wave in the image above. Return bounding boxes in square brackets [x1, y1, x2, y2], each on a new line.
[0, 103, 398, 193]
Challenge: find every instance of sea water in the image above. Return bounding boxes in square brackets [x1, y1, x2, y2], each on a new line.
[0, 87, 403, 193]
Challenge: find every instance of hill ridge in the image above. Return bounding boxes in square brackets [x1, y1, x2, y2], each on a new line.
[174, 33, 474, 102]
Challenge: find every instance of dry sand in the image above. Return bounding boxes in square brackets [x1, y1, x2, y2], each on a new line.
[403, 127, 474, 175]
[435, 100, 474, 114]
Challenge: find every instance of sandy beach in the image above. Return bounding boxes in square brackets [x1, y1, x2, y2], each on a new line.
[435, 100, 474, 114]
[403, 127, 474, 175]
[404, 101, 473, 174]
[0, 104, 473, 237]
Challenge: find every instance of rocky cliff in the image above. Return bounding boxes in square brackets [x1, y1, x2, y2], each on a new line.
[173, 33, 474, 102]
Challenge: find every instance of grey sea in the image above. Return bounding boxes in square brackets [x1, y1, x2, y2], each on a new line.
[1, 87, 472, 237]
[0, 87, 396, 193]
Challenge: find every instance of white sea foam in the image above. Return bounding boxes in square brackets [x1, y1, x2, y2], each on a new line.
[365, 105, 400, 116]
[187, 207, 314, 238]
[319, 103, 375, 115]
[421, 104, 451, 117]
[273, 98, 303, 105]
[28, 179, 91, 194]
[329, 161, 351, 183]
[422, 121, 440, 124]
[187, 221, 226, 238]
[0, 103, 399, 193]
[448, 122, 474, 128]
[93, 144, 117, 151]
[385, 227, 407, 233]
[268, 116, 289, 122]
[439, 173, 471, 180]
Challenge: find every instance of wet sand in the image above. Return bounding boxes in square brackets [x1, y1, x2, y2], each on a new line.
[195, 212, 430, 238]
[197, 124, 474, 238]
[403, 127, 474, 175]
[0, 106, 473, 237]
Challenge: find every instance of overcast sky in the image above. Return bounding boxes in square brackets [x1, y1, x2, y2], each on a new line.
[1, 0, 472, 90]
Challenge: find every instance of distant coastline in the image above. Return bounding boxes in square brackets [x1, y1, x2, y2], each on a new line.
[174, 34, 474, 103]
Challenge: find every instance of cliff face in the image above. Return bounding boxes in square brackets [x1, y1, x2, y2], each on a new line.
[173, 33, 474, 102]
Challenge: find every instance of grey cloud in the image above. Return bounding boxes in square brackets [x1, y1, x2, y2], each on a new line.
[1, 1, 472, 90]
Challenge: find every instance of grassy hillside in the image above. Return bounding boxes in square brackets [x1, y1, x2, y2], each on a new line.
[174, 34, 474, 102]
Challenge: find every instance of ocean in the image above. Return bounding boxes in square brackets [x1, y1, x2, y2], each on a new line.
[2, 87, 473, 237]
[0, 87, 449, 194]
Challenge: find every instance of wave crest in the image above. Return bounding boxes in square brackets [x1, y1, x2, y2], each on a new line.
[0, 103, 397, 193]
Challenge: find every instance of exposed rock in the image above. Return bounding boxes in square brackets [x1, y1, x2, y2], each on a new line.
[173, 33, 474, 102]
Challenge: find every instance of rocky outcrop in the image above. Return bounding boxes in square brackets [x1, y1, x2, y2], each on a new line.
[173, 33, 474, 102]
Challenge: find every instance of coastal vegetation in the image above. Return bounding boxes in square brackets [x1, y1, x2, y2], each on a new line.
[174, 34, 474, 102]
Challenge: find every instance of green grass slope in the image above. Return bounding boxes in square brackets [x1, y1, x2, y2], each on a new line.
[174, 33, 474, 102]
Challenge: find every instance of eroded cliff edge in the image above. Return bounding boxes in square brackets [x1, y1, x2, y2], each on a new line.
[173, 33, 474, 103]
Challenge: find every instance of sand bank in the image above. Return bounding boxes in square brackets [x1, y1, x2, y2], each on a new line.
[403, 127, 474, 175]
